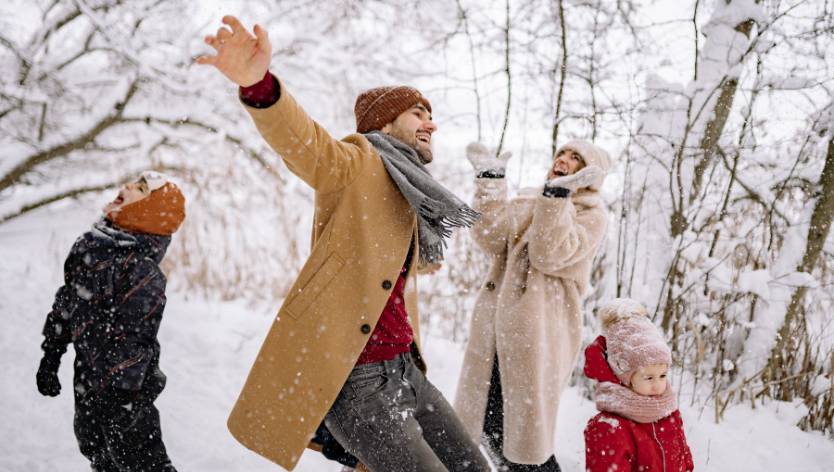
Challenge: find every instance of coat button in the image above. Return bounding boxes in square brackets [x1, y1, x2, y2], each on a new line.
[382, 280, 392, 290]
[485, 281, 496, 291]
[360, 324, 372, 334]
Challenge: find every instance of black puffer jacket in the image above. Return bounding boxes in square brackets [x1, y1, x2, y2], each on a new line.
[42, 219, 171, 396]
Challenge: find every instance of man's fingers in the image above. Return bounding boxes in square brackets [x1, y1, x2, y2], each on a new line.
[204, 36, 221, 51]
[253, 24, 268, 45]
[195, 54, 217, 65]
[222, 15, 246, 35]
[216, 27, 232, 41]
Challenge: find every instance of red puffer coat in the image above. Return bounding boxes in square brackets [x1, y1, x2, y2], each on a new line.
[584, 336, 694, 471]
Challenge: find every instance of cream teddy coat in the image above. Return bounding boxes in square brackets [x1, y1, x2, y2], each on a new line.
[454, 178, 607, 464]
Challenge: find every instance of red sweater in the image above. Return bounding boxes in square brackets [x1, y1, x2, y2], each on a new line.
[584, 337, 694, 471]
[240, 72, 414, 365]
[355, 265, 413, 364]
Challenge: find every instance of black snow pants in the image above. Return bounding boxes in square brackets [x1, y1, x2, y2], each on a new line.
[73, 379, 175, 471]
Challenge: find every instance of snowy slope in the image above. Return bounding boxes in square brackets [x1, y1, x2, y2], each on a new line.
[1, 206, 832, 471]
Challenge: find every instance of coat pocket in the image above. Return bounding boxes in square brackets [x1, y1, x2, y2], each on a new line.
[285, 252, 346, 319]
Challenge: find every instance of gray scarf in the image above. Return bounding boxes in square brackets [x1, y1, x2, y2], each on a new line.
[364, 131, 479, 264]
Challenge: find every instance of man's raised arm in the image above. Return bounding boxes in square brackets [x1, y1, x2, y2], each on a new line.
[197, 16, 368, 193]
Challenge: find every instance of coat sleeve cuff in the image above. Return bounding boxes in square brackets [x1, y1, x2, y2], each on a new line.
[542, 185, 570, 198]
[40, 339, 67, 358]
[476, 169, 506, 179]
[239, 71, 281, 108]
[474, 174, 508, 195]
[239, 77, 303, 138]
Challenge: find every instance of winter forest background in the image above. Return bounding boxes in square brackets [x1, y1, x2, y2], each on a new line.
[2, 0, 833, 470]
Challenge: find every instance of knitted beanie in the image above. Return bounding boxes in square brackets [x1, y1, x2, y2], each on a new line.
[354, 86, 432, 133]
[108, 172, 186, 236]
[554, 139, 611, 191]
[599, 298, 672, 386]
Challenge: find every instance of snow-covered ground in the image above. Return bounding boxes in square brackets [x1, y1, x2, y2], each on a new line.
[2, 207, 832, 471]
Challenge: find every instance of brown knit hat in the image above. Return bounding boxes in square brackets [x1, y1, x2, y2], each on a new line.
[354, 86, 432, 133]
[108, 177, 186, 236]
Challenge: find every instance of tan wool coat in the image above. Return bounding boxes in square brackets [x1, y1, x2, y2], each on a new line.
[226, 81, 425, 471]
[454, 178, 607, 464]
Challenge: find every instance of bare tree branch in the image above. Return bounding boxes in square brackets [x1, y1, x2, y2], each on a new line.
[0, 80, 139, 194]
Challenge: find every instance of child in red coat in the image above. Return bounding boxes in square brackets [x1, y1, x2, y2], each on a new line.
[583, 298, 694, 471]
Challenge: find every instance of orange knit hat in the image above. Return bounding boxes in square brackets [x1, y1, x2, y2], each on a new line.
[108, 180, 186, 236]
[354, 86, 432, 133]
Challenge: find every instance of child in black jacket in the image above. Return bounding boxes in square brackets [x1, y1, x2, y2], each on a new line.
[36, 171, 185, 471]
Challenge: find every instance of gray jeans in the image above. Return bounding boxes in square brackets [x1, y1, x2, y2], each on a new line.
[324, 352, 490, 472]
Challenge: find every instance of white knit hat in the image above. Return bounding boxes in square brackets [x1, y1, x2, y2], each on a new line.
[139, 171, 174, 192]
[599, 298, 672, 385]
[554, 139, 611, 191]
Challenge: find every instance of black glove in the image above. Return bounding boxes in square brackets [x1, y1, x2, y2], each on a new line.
[36, 354, 62, 397]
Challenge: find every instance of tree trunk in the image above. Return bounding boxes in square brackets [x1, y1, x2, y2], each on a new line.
[663, 4, 759, 332]
[767, 125, 834, 396]
[688, 18, 756, 204]
[550, 0, 567, 155]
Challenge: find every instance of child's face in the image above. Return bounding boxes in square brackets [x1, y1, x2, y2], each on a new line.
[630, 364, 669, 396]
[103, 178, 151, 214]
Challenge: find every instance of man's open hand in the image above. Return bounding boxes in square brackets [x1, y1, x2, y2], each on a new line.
[196, 16, 272, 87]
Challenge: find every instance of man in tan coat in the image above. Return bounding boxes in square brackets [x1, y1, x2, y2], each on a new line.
[454, 141, 611, 470]
[197, 16, 490, 472]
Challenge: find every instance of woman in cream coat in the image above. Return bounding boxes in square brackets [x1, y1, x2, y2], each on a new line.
[455, 140, 611, 470]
